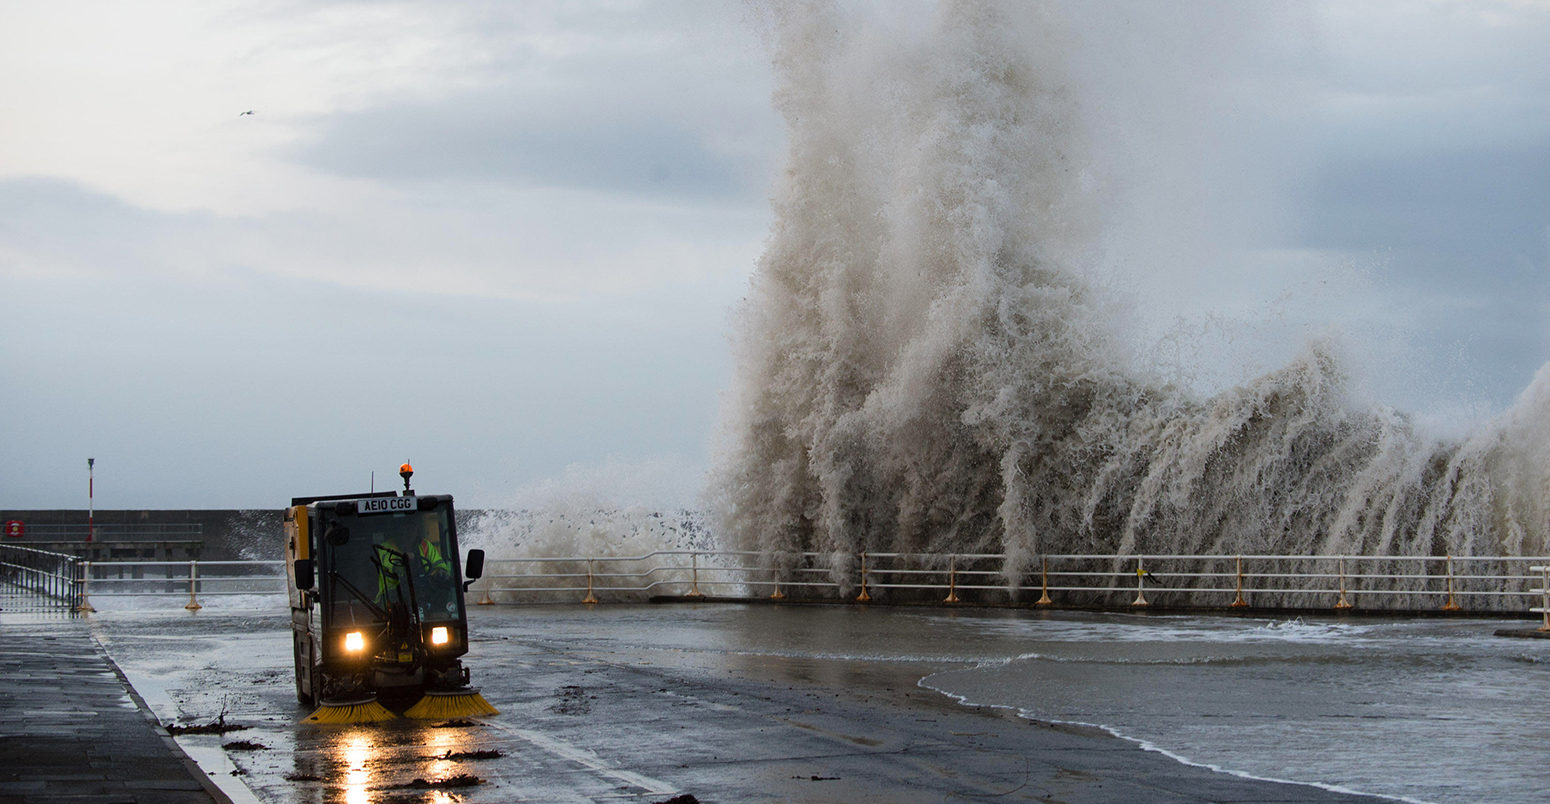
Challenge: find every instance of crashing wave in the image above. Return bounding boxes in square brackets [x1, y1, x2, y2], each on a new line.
[709, 1, 1550, 598]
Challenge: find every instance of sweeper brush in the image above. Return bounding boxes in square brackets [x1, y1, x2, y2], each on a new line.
[404, 689, 499, 720]
[303, 697, 398, 725]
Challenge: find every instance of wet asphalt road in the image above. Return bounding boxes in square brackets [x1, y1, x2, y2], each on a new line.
[84, 602, 1385, 803]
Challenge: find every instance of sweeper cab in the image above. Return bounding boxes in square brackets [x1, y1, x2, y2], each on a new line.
[285, 464, 497, 723]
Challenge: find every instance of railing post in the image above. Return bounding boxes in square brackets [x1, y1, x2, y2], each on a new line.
[1441, 555, 1462, 612]
[1231, 555, 1248, 608]
[685, 553, 705, 598]
[73, 559, 95, 614]
[184, 560, 202, 611]
[769, 553, 787, 599]
[1036, 555, 1052, 606]
[1334, 556, 1353, 610]
[477, 578, 494, 605]
[944, 555, 960, 603]
[582, 558, 598, 605]
[856, 552, 871, 602]
[1131, 557, 1149, 607]
[1539, 566, 1549, 632]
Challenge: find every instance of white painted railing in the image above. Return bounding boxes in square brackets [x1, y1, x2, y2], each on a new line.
[469, 551, 1547, 613]
[64, 552, 1550, 616]
[1530, 565, 1550, 630]
[75, 559, 287, 612]
[0, 544, 82, 611]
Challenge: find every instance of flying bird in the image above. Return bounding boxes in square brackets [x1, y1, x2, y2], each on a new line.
[239, 110, 254, 116]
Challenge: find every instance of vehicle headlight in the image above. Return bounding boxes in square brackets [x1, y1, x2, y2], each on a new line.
[430, 626, 449, 646]
[344, 631, 365, 653]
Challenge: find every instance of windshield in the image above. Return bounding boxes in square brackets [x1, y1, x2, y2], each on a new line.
[319, 507, 460, 626]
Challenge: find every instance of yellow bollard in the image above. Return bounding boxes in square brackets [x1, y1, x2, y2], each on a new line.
[184, 560, 202, 612]
[1440, 556, 1462, 611]
[1131, 559, 1149, 607]
[1333, 557, 1353, 610]
[685, 553, 705, 599]
[1539, 566, 1549, 632]
[74, 560, 95, 614]
[1231, 555, 1248, 608]
[582, 559, 598, 605]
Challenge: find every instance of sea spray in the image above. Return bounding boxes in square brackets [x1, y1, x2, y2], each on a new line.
[710, 0, 1550, 602]
[459, 507, 714, 602]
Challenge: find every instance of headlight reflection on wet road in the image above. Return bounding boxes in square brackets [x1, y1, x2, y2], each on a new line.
[342, 732, 370, 804]
[297, 718, 494, 801]
[426, 728, 457, 769]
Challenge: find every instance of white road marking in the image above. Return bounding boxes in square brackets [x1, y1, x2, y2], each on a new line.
[481, 719, 679, 796]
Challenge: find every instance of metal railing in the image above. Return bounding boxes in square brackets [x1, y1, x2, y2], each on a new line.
[1530, 565, 1550, 630]
[74, 559, 287, 612]
[469, 551, 1550, 614]
[0, 544, 84, 612]
[57, 551, 1550, 616]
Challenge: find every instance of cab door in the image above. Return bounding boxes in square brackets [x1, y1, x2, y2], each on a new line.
[286, 506, 322, 704]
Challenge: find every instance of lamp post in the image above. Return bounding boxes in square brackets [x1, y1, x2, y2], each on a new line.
[87, 458, 95, 543]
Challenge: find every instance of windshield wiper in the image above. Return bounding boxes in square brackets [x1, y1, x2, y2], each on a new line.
[372, 545, 424, 645]
[327, 572, 389, 621]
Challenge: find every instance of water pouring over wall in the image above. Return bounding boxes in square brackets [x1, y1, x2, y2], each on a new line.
[710, 0, 1550, 589]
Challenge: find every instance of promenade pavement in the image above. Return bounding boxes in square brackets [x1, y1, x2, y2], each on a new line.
[0, 614, 226, 804]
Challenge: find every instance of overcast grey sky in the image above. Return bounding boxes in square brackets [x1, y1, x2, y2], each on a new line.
[3, 1, 1548, 510]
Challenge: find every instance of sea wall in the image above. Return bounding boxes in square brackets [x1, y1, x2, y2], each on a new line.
[1, 508, 517, 562]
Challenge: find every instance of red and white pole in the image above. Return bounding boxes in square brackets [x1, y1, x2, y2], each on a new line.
[87, 457, 95, 543]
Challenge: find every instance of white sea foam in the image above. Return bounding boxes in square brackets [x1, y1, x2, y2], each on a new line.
[915, 673, 1414, 802]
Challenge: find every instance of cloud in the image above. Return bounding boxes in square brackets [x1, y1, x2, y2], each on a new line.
[0, 1, 779, 303]
[286, 2, 777, 203]
[0, 0, 483, 216]
[296, 98, 755, 201]
[0, 173, 767, 302]
[0, 251, 736, 509]
[1298, 143, 1550, 262]
[0, 172, 750, 508]
[0, 0, 776, 218]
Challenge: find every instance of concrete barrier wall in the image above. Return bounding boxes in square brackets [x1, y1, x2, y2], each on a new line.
[1, 510, 281, 561]
[2, 508, 490, 562]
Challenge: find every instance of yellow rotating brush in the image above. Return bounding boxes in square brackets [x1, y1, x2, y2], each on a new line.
[303, 696, 398, 724]
[404, 688, 499, 719]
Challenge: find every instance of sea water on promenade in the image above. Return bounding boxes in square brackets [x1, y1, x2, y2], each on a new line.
[915, 611, 1549, 804]
[91, 600, 1548, 802]
[484, 604, 1550, 803]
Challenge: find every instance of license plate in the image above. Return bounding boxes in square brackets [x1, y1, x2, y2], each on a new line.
[357, 496, 416, 514]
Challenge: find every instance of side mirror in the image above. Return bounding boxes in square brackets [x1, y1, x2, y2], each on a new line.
[464, 548, 485, 581]
[294, 558, 315, 591]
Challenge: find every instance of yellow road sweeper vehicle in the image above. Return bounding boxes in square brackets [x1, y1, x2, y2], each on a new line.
[285, 465, 497, 723]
